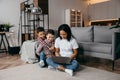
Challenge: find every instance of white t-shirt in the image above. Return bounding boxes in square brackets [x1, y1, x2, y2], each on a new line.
[55, 37, 78, 57]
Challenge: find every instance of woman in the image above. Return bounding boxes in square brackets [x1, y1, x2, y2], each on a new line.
[46, 24, 79, 76]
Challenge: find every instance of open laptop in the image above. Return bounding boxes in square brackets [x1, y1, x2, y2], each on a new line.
[51, 56, 71, 64]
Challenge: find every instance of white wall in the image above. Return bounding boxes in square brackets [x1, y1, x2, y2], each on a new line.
[0, 0, 25, 26]
[49, 0, 87, 29]
[88, 0, 120, 21]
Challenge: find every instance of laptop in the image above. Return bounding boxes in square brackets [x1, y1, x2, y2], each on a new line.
[51, 56, 71, 64]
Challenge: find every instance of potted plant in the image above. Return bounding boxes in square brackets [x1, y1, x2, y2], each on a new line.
[3, 23, 14, 32]
[110, 18, 120, 29]
[0, 24, 4, 31]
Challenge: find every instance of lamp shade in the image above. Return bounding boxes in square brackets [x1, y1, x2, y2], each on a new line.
[31, 7, 42, 14]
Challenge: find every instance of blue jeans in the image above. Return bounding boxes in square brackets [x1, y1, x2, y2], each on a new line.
[39, 51, 46, 61]
[39, 51, 48, 66]
[46, 57, 79, 71]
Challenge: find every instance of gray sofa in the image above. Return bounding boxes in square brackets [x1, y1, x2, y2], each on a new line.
[71, 26, 120, 70]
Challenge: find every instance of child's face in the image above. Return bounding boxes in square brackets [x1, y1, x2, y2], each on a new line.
[38, 31, 45, 39]
[46, 33, 54, 42]
[60, 30, 67, 39]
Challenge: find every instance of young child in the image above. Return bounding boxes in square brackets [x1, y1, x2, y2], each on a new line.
[35, 27, 46, 61]
[36, 28, 55, 67]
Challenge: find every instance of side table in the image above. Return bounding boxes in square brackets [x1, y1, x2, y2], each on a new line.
[0, 32, 12, 54]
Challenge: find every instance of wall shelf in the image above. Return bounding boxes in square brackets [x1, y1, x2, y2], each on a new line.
[65, 9, 82, 27]
[91, 18, 118, 26]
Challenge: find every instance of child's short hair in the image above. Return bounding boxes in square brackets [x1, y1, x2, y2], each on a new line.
[36, 27, 44, 33]
[46, 29, 55, 35]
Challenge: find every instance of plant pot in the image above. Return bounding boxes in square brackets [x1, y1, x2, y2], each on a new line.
[0, 24, 4, 31]
[8, 46, 20, 55]
[4, 27, 9, 32]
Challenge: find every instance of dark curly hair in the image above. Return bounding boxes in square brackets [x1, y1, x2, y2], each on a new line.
[36, 27, 44, 33]
[58, 24, 72, 41]
[46, 29, 55, 35]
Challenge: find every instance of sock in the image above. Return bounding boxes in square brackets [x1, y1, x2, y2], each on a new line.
[39, 60, 45, 67]
[65, 69, 73, 76]
[48, 65, 55, 69]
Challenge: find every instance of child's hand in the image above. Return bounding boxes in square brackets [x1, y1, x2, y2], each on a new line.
[49, 46, 55, 52]
[36, 52, 39, 56]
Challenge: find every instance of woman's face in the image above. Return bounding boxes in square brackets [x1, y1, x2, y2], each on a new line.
[60, 30, 67, 39]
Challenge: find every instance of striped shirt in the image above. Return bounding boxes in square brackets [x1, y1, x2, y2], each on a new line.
[36, 37, 54, 57]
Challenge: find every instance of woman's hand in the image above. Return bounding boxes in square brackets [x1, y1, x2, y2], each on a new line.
[70, 48, 78, 60]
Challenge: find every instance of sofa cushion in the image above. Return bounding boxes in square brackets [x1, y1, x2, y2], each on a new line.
[94, 26, 120, 44]
[79, 42, 112, 54]
[71, 26, 93, 43]
[53, 29, 58, 38]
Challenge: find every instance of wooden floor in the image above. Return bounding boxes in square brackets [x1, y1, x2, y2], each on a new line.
[78, 55, 120, 74]
[0, 53, 27, 70]
[0, 53, 120, 74]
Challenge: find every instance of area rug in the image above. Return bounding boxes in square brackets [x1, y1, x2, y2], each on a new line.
[0, 63, 120, 80]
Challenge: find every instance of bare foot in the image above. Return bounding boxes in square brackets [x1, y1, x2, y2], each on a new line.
[57, 65, 65, 71]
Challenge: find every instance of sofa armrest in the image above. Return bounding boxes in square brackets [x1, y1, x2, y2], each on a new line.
[112, 32, 120, 60]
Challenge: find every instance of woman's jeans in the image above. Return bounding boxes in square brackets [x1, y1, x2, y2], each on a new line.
[46, 57, 79, 71]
